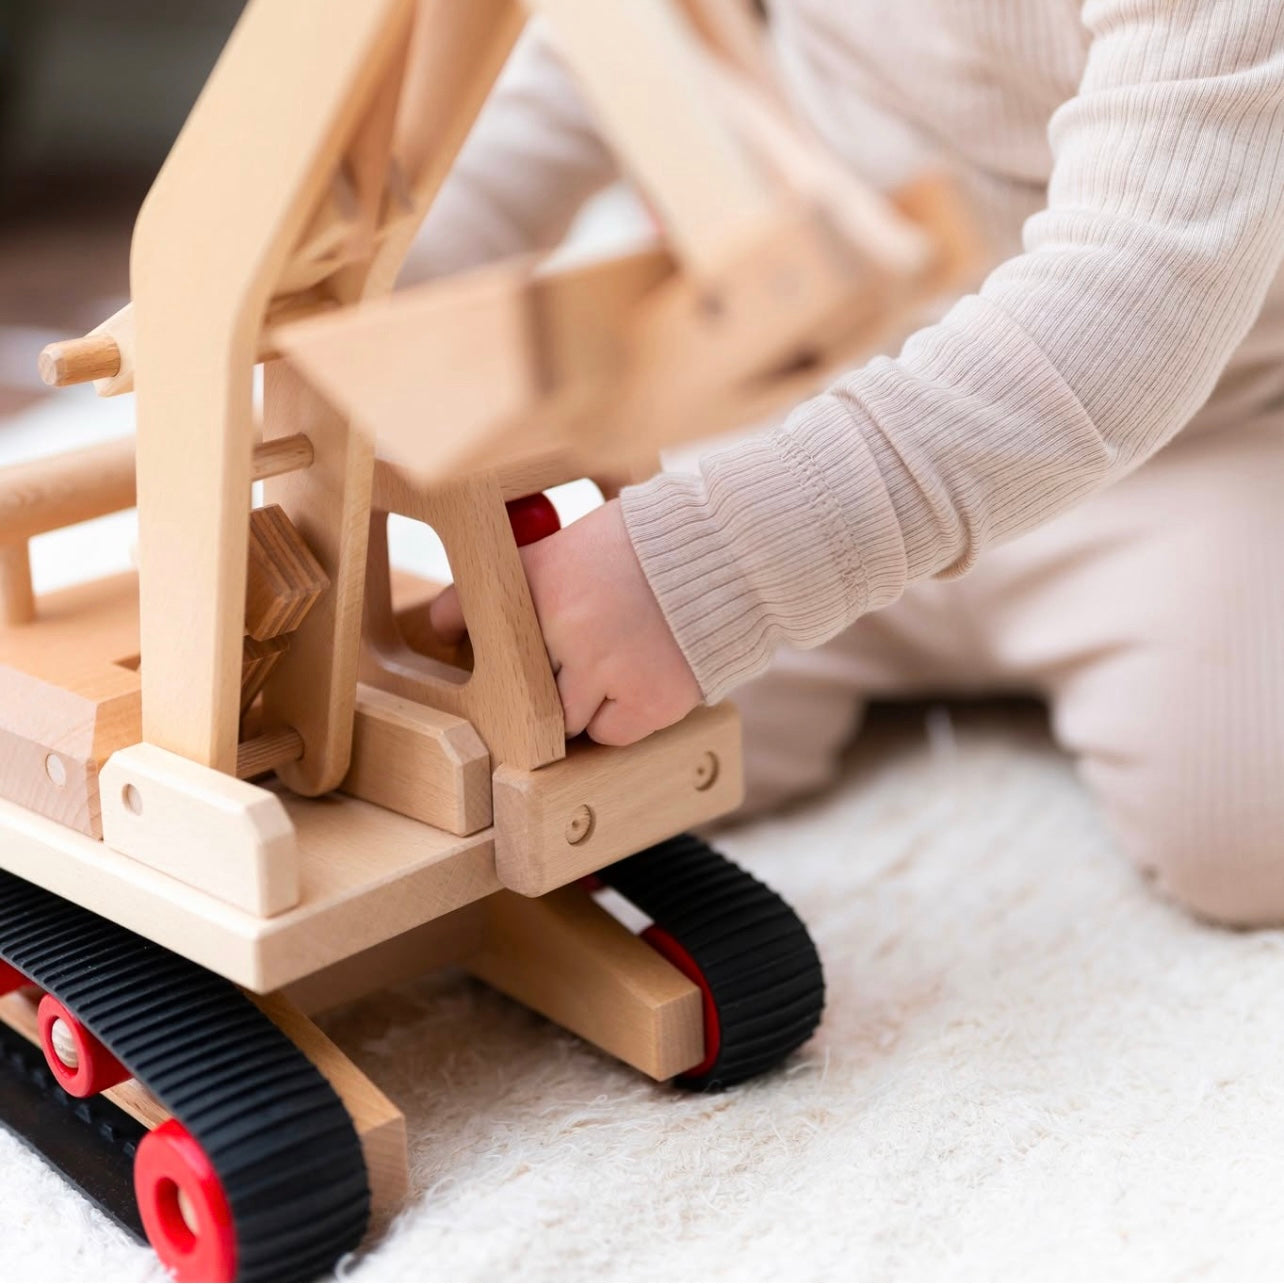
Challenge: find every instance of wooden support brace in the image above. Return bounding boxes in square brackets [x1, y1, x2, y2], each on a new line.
[527, 0, 776, 274]
[281, 902, 487, 1015]
[251, 993, 408, 1235]
[492, 702, 743, 897]
[468, 886, 705, 1082]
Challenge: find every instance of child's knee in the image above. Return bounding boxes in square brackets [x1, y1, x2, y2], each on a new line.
[732, 648, 866, 816]
[1110, 786, 1284, 928]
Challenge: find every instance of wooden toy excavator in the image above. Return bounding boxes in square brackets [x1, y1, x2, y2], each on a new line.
[6, 1, 976, 1279]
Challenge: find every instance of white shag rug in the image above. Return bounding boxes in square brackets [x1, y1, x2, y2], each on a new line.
[2, 702, 1283, 1282]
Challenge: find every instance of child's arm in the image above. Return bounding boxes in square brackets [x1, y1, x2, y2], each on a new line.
[439, 3, 1284, 747]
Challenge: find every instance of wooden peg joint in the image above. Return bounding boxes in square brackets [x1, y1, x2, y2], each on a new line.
[251, 434, 314, 481]
[38, 335, 122, 388]
[236, 727, 304, 779]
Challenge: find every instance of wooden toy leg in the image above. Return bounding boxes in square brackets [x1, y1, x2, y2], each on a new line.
[467, 885, 705, 1081]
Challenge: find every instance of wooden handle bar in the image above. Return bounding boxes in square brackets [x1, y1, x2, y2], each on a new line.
[0, 434, 314, 543]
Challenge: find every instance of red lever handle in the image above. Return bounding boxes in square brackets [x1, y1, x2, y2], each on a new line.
[505, 492, 561, 547]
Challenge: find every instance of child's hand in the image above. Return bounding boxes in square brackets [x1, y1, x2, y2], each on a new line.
[428, 499, 702, 745]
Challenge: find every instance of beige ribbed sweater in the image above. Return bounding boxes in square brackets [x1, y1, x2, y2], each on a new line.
[411, 2, 1284, 703]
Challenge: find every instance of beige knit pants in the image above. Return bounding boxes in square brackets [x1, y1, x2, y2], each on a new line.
[732, 414, 1284, 926]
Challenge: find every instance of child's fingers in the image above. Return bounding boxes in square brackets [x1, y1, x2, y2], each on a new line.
[557, 667, 600, 739]
[428, 583, 467, 642]
[584, 698, 651, 747]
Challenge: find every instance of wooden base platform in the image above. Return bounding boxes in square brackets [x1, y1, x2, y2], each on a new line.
[0, 567, 738, 1045]
[0, 784, 498, 991]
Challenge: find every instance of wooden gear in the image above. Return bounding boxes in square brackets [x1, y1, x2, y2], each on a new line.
[9, 0, 977, 1278]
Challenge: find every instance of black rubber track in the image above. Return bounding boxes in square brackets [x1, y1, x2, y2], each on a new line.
[599, 833, 825, 1091]
[0, 870, 369, 1281]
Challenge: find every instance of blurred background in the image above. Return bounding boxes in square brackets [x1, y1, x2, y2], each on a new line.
[0, 2, 251, 587]
[0, 2, 253, 589]
[0, 1, 244, 416]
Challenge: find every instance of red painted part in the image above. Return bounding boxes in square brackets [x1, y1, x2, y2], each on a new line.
[579, 874, 605, 892]
[505, 493, 561, 547]
[135, 1120, 237, 1284]
[641, 925, 721, 1078]
[0, 959, 27, 996]
[36, 993, 130, 1098]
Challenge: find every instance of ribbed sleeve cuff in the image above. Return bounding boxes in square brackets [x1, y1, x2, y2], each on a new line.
[620, 409, 908, 703]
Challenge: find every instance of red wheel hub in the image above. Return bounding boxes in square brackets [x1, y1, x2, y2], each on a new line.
[135, 1119, 237, 1283]
[641, 925, 721, 1078]
[36, 993, 130, 1097]
[505, 492, 561, 547]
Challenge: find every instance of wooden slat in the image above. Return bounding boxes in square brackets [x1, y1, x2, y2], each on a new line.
[244, 504, 330, 642]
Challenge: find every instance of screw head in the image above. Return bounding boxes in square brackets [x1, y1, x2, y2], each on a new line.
[694, 751, 719, 792]
[565, 805, 595, 845]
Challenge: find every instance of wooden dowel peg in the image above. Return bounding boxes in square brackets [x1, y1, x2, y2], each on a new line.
[236, 727, 304, 779]
[0, 542, 34, 626]
[37, 335, 122, 388]
[0, 434, 315, 545]
[0, 439, 137, 545]
[252, 433, 315, 481]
